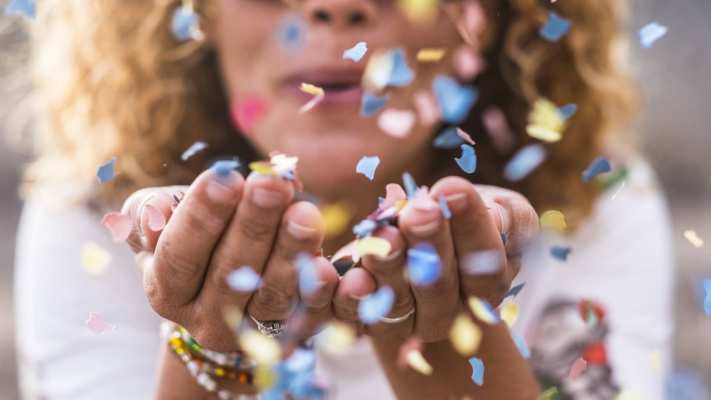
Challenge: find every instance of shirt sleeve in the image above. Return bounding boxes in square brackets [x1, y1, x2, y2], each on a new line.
[511, 161, 675, 400]
[14, 199, 162, 399]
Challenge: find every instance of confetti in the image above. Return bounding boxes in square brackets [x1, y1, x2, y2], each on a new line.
[639, 22, 667, 48]
[550, 245, 572, 261]
[402, 172, 418, 199]
[650, 350, 662, 371]
[462, 250, 502, 275]
[170, 3, 201, 41]
[407, 243, 442, 286]
[321, 202, 352, 238]
[299, 83, 325, 113]
[356, 156, 381, 181]
[275, 15, 306, 49]
[416, 48, 446, 62]
[362, 50, 394, 91]
[406, 350, 433, 375]
[343, 41, 368, 62]
[500, 301, 519, 327]
[317, 321, 356, 354]
[86, 312, 114, 334]
[540, 12, 571, 42]
[387, 48, 415, 88]
[503, 144, 546, 182]
[512, 333, 530, 359]
[358, 286, 395, 324]
[226, 266, 262, 292]
[96, 158, 117, 184]
[449, 313, 482, 356]
[378, 109, 416, 138]
[143, 204, 166, 232]
[568, 357, 588, 379]
[211, 159, 240, 177]
[540, 210, 567, 232]
[355, 236, 392, 258]
[683, 230, 704, 248]
[527, 98, 565, 143]
[181, 141, 208, 161]
[456, 127, 476, 146]
[559, 103, 578, 120]
[4, 0, 34, 18]
[433, 127, 465, 149]
[397, 0, 439, 22]
[296, 253, 319, 296]
[360, 93, 389, 117]
[453, 46, 485, 80]
[101, 212, 131, 243]
[483, 107, 515, 154]
[468, 357, 485, 386]
[240, 330, 282, 365]
[582, 157, 612, 182]
[455, 144, 477, 174]
[703, 278, 711, 317]
[232, 96, 268, 133]
[353, 219, 378, 237]
[81, 242, 111, 276]
[433, 75, 478, 124]
[438, 194, 452, 219]
[504, 282, 525, 299]
[468, 297, 500, 324]
[414, 91, 440, 125]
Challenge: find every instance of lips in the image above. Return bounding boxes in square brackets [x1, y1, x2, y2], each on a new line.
[283, 67, 365, 106]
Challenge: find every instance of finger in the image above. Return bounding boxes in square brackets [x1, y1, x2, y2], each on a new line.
[122, 186, 186, 253]
[361, 226, 415, 337]
[476, 185, 540, 257]
[247, 201, 325, 320]
[428, 177, 510, 307]
[146, 168, 243, 314]
[398, 193, 459, 342]
[286, 256, 339, 340]
[333, 267, 377, 324]
[200, 172, 296, 310]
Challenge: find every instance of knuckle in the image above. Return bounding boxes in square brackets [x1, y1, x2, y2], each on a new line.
[250, 282, 293, 317]
[239, 215, 276, 242]
[183, 199, 229, 237]
[155, 239, 201, 281]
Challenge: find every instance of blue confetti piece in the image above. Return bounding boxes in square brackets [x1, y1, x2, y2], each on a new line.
[550, 245, 572, 261]
[540, 12, 571, 42]
[433, 75, 478, 124]
[512, 334, 531, 359]
[356, 156, 380, 181]
[455, 144, 477, 174]
[360, 93, 389, 117]
[296, 253, 319, 296]
[211, 159, 240, 178]
[343, 41, 368, 62]
[276, 15, 306, 49]
[433, 127, 465, 149]
[559, 103, 577, 120]
[468, 357, 485, 386]
[96, 158, 116, 184]
[4, 0, 34, 18]
[358, 286, 395, 325]
[504, 144, 546, 182]
[438, 194, 452, 220]
[703, 278, 711, 317]
[640, 22, 668, 48]
[387, 48, 415, 88]
[504, 282, 526, 299]
[170, 5, 199, 41]
[352, 219, 377, 237]
[181, 141, 208, 161]
[226, 266, 262, 292]
[407, 243, 442, 286]
[582, 157, 612, 182]
[402, 172, 418, 199]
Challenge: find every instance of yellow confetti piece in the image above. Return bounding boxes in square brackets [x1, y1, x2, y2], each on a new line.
[526, 98, 565, 143]
[500, 301, 519, 328]
[221, 305, 244, 329]
[405, 350, 433, 375]
[397, 0, 439, 22]
[649, 350, 661, 371]
[299, 83, 325, 97]
[321, 202, 353, 238]
[449, 313, 482, 356]
[362, 49, 394, 92]
[239, 330, 281, 365]
[81, 242, 111, 276]
[355, 236, 392, 258]
[318, 321, 356, 354]
[683, 230, 704, 248]
[249, 161, 275, 175]
[416, 48, 446, 62]
[467, 297, 499, 324]
[540, 210, 567, 233]
[253, 364, 277, 391]
[270, 153, 299, 175]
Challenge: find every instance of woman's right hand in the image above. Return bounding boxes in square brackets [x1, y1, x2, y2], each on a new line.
[121, 167, 338, 351]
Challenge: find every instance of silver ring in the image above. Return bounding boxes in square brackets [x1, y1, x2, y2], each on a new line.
[249, 314, 287, 338]
[379, 308, 415, 324]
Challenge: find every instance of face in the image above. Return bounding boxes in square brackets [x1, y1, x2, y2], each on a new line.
[210, 0, 471, 198]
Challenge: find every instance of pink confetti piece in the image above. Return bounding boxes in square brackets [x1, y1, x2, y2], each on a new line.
[85, 312, 115, 334]
[568, 357, 588, 380]
[231, 96, 268, 134]
[101, 212, 132, 243]
[456, 127, 476, 146]
[377, 108, 416, 138]
[483, 107, 515, 153]
[453, 46, 485, 80]
[143, 203, 166, 232]
[414, 91, 440, 126]
[299, 93, 325, 113]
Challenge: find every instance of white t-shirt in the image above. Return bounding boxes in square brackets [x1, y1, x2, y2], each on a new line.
[14, 161, 673, 400]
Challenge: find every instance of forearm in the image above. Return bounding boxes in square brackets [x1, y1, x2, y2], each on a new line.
[371, 322, 540, 399]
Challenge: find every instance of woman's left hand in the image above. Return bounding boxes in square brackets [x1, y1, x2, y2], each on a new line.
[332, 176, 539, 342]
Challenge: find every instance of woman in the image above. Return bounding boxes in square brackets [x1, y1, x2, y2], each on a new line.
[14, 0, 673, 399]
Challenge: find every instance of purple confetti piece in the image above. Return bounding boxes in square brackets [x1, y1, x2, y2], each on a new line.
[171, 5, 199, 41]
[226, 266, 262, 292]
[296, 253, 319, 296]
[640, 22, 667, 48]
[462, 250, 503, 275]
[438, 194, 452, 219]
[358, 286, 395, 325]
[407, 243, 442, 286]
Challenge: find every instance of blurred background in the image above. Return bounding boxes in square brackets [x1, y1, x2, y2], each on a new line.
[1, 0, 710, 398]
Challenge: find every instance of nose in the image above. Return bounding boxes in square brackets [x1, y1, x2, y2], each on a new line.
[301, 0, 377, 29]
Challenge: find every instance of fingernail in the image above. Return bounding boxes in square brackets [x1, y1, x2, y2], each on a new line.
[445, 193, 468, 214]
[135, 194, 156, 237]
[207, 171, 239, 203]
[142, 203, 166, 232]
[287, 220, 317, 240]
[252, 187, 286, 208]
[410, 196, 438, 212]
[374, 248, 402, 262]
[409, 220, 440, 237]
[349, 293, 366, 301]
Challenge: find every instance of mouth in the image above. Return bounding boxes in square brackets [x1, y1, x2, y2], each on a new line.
[282, 67, 365, 107]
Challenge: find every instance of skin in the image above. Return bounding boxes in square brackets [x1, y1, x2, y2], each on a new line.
[122, 0, 541, 398]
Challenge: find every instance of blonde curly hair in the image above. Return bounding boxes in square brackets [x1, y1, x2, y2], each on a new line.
[23, 0, 639, 226]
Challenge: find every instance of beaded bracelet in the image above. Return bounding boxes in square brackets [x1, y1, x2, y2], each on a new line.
[161, 322, 256, 400]
[175, 324, 256, 371]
